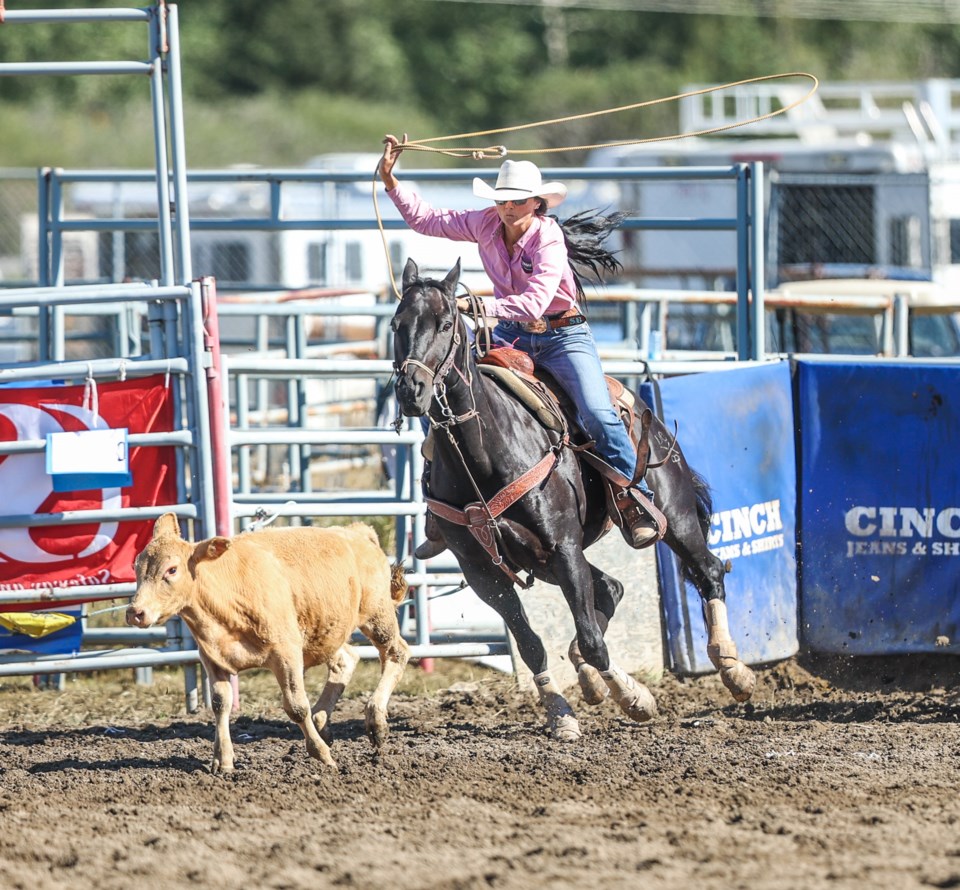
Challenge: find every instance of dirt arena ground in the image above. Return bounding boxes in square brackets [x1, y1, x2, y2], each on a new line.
[0, 652, 958, 890]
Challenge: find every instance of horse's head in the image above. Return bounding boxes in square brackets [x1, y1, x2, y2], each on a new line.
[391, 258, 462, 417]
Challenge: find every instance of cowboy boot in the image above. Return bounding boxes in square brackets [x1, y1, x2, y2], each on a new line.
[414, 461, 448, 560]
[609, 484, 666, 550]
[414, 510, 447, 560]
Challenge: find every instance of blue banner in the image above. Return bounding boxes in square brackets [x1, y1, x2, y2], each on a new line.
[644, 361, 799, 673]
[797, 360, 960, 654]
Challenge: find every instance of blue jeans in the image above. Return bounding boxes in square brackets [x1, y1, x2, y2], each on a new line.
[496, 319, 650, 493]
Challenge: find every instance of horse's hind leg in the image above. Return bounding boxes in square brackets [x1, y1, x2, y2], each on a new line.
[464, 566, 582, 742]
[662, 514, 756, 703]
[703, 594, 755, 703]
[645, 426, 756, 703]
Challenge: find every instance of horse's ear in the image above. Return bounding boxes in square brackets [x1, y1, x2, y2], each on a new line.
[402, 258, 419, 293]
[443, 259, 461, 295]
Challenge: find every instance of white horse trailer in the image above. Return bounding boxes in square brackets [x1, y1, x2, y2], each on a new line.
[583, 138, 960, 291]
[585, 78, 960, 293]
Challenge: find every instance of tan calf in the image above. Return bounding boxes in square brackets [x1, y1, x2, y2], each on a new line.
[126, 513, 409, 772]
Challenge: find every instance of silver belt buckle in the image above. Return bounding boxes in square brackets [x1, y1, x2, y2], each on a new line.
[521, 318, 548, 334]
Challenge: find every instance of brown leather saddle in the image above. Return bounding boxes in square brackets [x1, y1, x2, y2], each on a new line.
[477, 345, 653, 484]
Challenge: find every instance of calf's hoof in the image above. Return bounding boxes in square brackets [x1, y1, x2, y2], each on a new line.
[313, 710, 333, 745]
[365, 706, 389, 749]
[306, 738, 338, 770]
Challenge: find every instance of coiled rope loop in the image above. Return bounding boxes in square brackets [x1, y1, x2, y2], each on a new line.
[375, 72, 820, 296]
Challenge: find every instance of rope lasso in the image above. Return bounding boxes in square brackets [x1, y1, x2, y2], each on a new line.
[392, 72, 819, 159]
[374, 71, 820, 295]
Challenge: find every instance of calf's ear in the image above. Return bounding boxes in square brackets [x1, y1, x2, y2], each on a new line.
[195, 537, 231, 563]
[154, 513, 181, 540]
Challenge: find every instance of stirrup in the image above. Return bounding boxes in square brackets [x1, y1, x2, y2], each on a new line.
[611, 485, 666, 550]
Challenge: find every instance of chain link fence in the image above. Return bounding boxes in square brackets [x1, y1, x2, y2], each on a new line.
[768, 171, 935, 284]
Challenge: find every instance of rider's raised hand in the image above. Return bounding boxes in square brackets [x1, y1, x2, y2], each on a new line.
[379, 133, 408, 189]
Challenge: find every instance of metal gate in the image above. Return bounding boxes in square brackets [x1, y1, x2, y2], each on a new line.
[0, 3, 218, 705]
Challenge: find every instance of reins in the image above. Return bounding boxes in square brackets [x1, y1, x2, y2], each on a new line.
[395, 285, 562, 587]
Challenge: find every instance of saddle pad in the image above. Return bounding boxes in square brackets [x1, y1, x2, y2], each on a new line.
[478, 364, 565, 432]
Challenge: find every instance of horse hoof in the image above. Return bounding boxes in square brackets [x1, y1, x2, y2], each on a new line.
[568, 640, 609, 706]
[617, 686, 658, 722]
[602, 666, 658, 723]
[550, 712, 582, 742]
[577, 664, 610, 706]
[721, 662, 756, 702]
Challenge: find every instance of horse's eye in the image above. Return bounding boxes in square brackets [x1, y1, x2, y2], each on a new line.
[440, 320, 453, 333]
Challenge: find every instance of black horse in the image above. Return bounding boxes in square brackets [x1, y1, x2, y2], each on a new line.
[392, 258, 755, 740]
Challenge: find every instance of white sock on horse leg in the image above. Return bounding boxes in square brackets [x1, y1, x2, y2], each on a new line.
[600, 663, 657, 722]
[533, 670, 581, 741]
[704, 599, 756, 702]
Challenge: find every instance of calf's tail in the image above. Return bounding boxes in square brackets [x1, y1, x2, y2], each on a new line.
[390, 562, 408, 606]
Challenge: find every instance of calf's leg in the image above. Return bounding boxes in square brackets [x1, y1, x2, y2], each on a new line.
[359, 610, 410, 748]
[272, 656, 337, 768]
[202, 657, 236, 774]
[312, 644, 361, 744]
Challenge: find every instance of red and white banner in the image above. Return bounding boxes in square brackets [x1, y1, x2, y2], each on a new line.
[0, 375, 177, 604]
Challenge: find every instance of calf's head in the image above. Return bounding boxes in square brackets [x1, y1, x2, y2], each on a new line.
[126, 513, 231, 628]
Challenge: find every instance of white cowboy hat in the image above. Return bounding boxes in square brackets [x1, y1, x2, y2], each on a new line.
[473, 159, 567, 209]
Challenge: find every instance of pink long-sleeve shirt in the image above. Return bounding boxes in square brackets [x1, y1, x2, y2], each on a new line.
[388, 182, 579, 322]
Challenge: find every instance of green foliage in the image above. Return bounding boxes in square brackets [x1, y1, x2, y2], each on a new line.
[2, 2, 960, 168]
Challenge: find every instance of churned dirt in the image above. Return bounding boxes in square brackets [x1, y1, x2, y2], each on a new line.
[0, 653, 958, 890]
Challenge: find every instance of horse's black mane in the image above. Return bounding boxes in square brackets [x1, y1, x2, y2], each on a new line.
[550, 208, 630, 302]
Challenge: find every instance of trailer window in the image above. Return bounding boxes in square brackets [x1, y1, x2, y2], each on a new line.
[98, 231, 161, 282]
[345, 242, 363, 282]
[949, 220, 960, 263]
[775, 184, 875, 266]
[307, 242, 328, 284]
[910, 313, 960, 357]
[194, 240, 250, 284]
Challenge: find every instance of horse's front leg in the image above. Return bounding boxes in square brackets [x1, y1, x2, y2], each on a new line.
[568, 562, 625, 705]
[555, 549, 657, 723]
[463, 563, 581, 742]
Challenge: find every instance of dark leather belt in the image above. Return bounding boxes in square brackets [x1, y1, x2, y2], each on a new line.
[515, 310, 586, 334]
